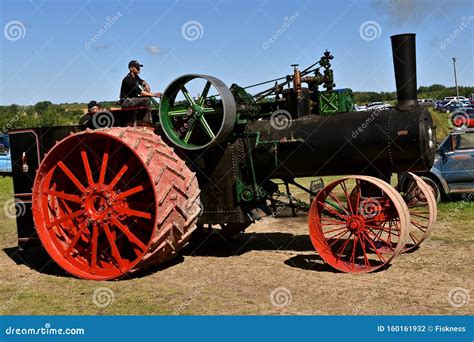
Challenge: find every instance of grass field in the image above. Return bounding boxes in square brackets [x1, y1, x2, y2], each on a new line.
[0, 173, 472, 315]
[428, 107, 452, 142]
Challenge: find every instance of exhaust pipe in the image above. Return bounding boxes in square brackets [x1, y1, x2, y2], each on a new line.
[391, 33, 418, 111]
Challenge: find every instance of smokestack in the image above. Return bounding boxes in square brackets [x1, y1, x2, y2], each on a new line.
[391, 33, 418, 110]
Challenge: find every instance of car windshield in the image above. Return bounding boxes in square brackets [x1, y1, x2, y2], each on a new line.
[456, 133, 474, 150]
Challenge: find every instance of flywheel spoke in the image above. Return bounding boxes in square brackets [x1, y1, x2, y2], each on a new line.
[180, 85, 196, 106]
[168, 109, 189, 117]
[198, 81, 212, 106]
[183, 118, 197, 143]
[199, 116, 216, 139]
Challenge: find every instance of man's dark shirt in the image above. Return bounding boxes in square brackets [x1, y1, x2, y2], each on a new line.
[120, 73, 144, 100]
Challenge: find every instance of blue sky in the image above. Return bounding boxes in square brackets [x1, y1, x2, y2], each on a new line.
[0, 0, 473, 105]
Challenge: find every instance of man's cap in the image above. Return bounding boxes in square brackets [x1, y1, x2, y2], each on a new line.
[128, 60, 143, 69]
[87, 100, 100, 109]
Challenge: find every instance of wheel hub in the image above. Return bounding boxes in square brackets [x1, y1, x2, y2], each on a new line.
[81, 185, 123, 223]
[190, 104, 204, 117]
[346, 215, 366, 231]
[413, 187, 427, 202]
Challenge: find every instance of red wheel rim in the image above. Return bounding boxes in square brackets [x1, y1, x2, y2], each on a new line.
[308, 176, 409, 273]
[32, 131, 157, 280]
[399, 173, 437, 253]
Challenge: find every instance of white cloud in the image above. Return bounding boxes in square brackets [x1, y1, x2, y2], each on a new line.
[145, 45, 168, 55]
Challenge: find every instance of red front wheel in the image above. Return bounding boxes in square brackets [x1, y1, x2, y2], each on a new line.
[308, 176, 409, 273]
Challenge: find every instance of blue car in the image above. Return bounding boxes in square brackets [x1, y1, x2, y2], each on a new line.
[441, 101, 465, 113]
[0, 134, 12, 174]
[417, 128, 474, 201]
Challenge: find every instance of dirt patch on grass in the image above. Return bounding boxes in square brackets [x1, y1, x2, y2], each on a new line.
[0, 208, 472, 315]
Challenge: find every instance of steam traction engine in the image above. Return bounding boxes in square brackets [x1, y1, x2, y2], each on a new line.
[10, 34, 438, 280]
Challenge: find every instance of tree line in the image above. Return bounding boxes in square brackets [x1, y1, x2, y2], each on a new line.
[353, 84, 473, 104]
[1, 85, 473, 132]
[0, 101, 83, 133]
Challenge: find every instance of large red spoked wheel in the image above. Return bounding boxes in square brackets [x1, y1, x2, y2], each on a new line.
[308, 176, 409, 273]
[32, 127, 201, 280]
[398, 172, 437, 253]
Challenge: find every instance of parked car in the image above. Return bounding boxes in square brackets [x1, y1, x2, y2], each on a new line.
[366, 102, 391, 110]
[0, 134, 9, 153]
[354, 104, 367, 111]
[450, 108, 474, 128]
[444, 96, 467, 101]
[0, 134, 12, 175]
[441, 101, 466, 113]
[417, 98, 434, 104]
[0, 151, 12, 174]
[415, 128, 474, 201]
[435, 100, 449, 110]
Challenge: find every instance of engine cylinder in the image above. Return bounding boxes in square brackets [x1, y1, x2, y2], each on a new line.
[247, 106, 436, 180]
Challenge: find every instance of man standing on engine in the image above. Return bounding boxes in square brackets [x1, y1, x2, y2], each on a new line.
[120, 60, 161, 108]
